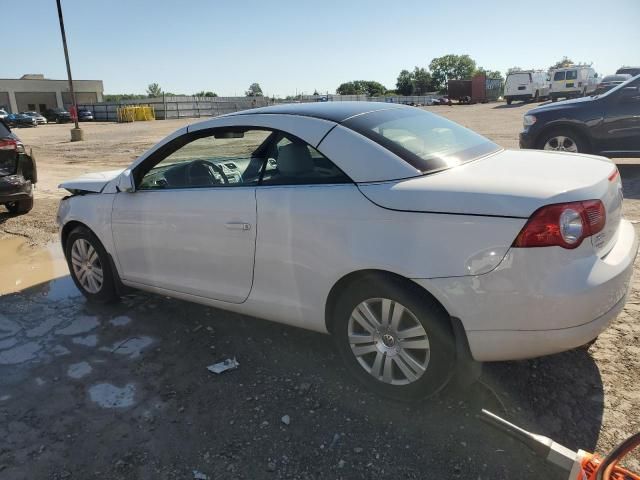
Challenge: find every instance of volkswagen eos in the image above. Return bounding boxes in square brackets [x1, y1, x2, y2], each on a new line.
[57, 102, 637, 400]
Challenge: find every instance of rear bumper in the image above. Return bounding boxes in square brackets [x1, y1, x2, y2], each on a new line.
[505, 94, 533, 101]
[0, 177, 32, 203]
[415, 219, 638, 362]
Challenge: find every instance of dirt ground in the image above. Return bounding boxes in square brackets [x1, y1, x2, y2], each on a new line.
[0, 103, 639, 479]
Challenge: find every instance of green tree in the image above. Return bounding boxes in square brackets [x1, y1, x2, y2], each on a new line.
[507, 66, 522, 75]
[313, 89, 319, 96]
[475, 67, 504, 81]
[551, 57, 574, 69]
[336, 80, 386, 96]
[245, 83, 264, 97]
[103, 93, 147, 102]
[396, 69, 414, 96]
[194, 91, 217, 97]
[146, 83, 162, 97]
[413, 67, 432, 95]
[429, 54, 476, 92]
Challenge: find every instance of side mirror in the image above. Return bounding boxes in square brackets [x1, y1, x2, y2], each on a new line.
[117, 169, 135, 193]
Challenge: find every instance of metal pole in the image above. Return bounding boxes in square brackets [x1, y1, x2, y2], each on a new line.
[56, 0, 82, 139]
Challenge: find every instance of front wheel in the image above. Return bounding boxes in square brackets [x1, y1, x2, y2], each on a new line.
[506, 98, 512, 105]
[538, 128, 588, 153]
[333, 276, 455, 401]
[65, 227, 120, 303]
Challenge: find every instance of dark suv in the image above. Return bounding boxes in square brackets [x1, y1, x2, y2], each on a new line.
[44, 107, 72, 123]
[0, 120, 37, 214]
[519, 75, 640, 157]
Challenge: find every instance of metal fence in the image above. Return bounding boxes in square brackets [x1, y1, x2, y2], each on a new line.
[78, 93, 442, 122]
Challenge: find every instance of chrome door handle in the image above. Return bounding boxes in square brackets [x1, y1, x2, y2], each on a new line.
[225, 222, 251, 231]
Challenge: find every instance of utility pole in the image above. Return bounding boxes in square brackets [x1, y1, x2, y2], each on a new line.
[56, 0, 83, 141]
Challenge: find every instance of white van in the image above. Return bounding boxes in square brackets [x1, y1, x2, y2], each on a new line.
[504, 70, 549, 104]
[550, 65, 598, 101]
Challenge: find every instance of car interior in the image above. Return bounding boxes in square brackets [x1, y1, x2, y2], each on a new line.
[138, 130, 349, 189]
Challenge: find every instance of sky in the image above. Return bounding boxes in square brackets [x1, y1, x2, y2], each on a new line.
[4, 0, 639, 97]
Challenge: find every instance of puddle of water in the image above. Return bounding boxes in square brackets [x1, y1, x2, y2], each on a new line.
[55, 315, 99, 336]
[0, 314, 21, 338]
[89, 383, 135, 408]
[0, 341, 42, 365]
[26, 316, 65, 338]
[67, 361, 92, 379]
[72, 334, 98, 347]
[103, 336, 153, 359]
[0, 237, 70, 296]
[109, 316, 131, 327]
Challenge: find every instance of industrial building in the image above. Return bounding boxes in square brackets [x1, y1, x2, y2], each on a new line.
[0, 74, 103, 113]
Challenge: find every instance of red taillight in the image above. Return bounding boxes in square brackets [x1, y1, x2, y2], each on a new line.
[0, 138, 17, 151]
[608, 168, 619, 182]
[513, 200, 606, 249]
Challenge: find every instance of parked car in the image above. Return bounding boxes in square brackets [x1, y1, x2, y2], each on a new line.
[549, 65, 598, 101]
[58, 102, 637, 400]
[78, 108, 94, 121]
[0, 119, 37, 214]
[617, 66, 640, 77]
[520, 74, 640, 157]
[504, 70, 550, 104]
[44, 107, 72, 123]
[5, 113, 38, 128]
[0, 109, 8, 120]
[21, 111, 47, 125]
[595, 74, 633, 94]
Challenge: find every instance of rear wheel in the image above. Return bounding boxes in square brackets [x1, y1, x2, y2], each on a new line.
[65, 226, 119, 303]
[333, 275, 455, 401]
[506, 98, 513, 105]
[5, 197, 33, 214]
[533, 90, 540, 102]
[538, 128, 588, 153]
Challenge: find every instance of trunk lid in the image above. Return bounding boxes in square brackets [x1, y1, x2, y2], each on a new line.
[358, 149, 621, 253]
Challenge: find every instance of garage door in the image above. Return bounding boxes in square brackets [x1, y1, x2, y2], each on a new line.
[15, 92, 58, 113]
[62, 92, 98, 107]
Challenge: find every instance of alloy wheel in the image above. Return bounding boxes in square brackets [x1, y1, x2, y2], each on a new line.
[348, 298, 430, 386]
[70, 238, 103, 294]
[543, 135, 578, 152]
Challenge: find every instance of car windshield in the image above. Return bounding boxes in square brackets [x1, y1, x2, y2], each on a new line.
[602, 75, 630, 83]
[342, 108, 500, 174]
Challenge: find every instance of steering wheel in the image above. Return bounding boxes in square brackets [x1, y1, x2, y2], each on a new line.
[186, 160, 229, 186]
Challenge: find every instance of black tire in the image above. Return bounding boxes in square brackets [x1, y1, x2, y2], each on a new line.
[64, 226, 120, 304]
[551, 96, 557, 102]
[537, 127, 589, 153]
[506, 98, 512, 105]
[333, 275, 455, 401]
[533, 90, 539, 102]
[5, 197, 33, 214]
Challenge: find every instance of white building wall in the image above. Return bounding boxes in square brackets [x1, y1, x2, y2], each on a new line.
[0, 78, 103, 113]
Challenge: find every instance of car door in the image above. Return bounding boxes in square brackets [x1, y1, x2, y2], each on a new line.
[111, 127, 274, 303]
[598, 78, 640, 155]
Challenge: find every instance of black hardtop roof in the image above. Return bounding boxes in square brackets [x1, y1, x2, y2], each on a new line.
[229, 101, 412, 123]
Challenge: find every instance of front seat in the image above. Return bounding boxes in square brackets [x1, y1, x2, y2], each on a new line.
[276, 142, 315, 183]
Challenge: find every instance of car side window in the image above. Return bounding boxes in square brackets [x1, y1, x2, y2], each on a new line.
[260, 134, 351, 186]
[138, 129, 273, 190]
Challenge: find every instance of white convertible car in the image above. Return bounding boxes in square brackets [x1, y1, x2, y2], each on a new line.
[58, 102, 637, 399]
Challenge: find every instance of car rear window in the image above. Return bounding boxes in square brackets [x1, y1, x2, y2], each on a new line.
[342, 108, 500, 174]
[566, 70, 578, 80]
[553, 71, 566, 81]
[0, 121, 10, 137]
[507, 73, 532, 84]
